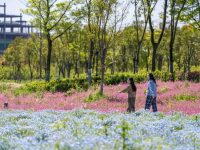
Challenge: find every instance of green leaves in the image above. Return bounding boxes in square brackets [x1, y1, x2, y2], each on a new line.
[181, 0, 200, 30]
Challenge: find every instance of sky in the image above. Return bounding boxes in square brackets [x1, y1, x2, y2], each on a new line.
[0, 0, 163, 25]
[0, 0, 29, 20]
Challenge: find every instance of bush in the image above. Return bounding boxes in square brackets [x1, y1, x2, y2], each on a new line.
[13, 70, 199, 94]
[187, 71, 200, 82]
[17, 78, 90, 94]
[178, 71, 200, 82]
[175, 94, 198, 101]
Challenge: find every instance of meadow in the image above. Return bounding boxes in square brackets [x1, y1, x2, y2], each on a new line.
[0, 81, 199, 115]
[0, 80, 199, 150]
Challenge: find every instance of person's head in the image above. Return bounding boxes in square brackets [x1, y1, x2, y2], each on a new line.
[148, 73, 156, 84]
[128, 78, 136, 91]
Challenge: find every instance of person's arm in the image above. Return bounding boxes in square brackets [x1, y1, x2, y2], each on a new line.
[120, 86, 130, 93]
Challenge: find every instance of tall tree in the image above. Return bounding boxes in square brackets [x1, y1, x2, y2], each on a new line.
[169, 0, 186, 81]
[85, 0, 95, 85]
[132, 0, 149, 73]
[94, 0, 117, 95]
[24, 0, 82, 81]
[147, 0, 168, 72]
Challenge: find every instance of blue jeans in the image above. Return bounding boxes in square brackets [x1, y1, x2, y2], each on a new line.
[145, 96, 157, 112]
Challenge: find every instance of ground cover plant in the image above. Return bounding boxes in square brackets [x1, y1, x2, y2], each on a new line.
[0, 109, 199, 150]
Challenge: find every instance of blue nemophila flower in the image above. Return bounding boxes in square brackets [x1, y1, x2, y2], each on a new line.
[0, 110, 199, 150]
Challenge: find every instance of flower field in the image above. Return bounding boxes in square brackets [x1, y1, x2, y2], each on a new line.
[0, 109, 199, 150]
[0, 81, 199, 149]
[0, 81, 199, 115]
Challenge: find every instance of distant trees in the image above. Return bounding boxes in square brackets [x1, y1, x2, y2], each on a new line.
[2, 0, 200, 92]
[24, 0, 82, 81]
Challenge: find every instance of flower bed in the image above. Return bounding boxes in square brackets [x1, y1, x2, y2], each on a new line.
[0, 109, 199, 150]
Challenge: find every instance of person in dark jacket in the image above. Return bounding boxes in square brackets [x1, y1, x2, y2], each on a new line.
[145, 73, 158, 112]
[121, 78, 137, 112]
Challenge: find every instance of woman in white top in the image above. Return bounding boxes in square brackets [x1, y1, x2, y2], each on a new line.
[145, 73, 157, 112]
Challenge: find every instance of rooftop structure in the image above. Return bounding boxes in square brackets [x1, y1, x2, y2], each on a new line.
[0, 3, 34, 54]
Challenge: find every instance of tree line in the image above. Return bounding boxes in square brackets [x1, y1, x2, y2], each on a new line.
[2, 0, 200, 95]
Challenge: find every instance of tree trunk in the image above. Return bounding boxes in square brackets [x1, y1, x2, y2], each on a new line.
[45, 33, 52, 82]
[39, 29, 42, 80]
[135, 42, 142, 73]
[100, 48, 106, 95]
[74, 61, 78, 77]
[88, 39, 94, 85]
[61, 64, 66, 78]
[129, 44, 136, 73]
[158, 55, 163, 71]
[148, 0, 168, 72]
[58, 66, 61, 80]
[28, 58, 33, 81]
[122, 45, 126, 72]
[152, 44, 158, 72]
[146, 47, 150, 72]
[111, 47, 115, 75]
[187, 56, 191, 73]
[169, 39, 174, 80]
[67, 62, 71, 78]
[95, 51, 99, 76]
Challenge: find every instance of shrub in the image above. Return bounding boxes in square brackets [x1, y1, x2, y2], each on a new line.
[178, 71, 200, 82]
[187, 71, 200, 82]
[11, 70, 199, 94]
[175, 94, 198, 102]
[0, 82, 9, 93]
[13, 87, 32, 97]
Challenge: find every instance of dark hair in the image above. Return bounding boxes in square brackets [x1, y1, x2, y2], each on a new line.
[149, 73, 156, 84]
[128, 78, 137, 91]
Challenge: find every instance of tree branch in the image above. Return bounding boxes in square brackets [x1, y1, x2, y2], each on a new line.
[49, 0, 74, 31]
[52, 16, 83, 41]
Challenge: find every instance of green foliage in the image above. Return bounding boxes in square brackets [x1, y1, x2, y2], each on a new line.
[10, 70, 196, 95]
[175, 94, 198, 102]
[174, 125, 184, 131]
[84, 92, 106, 103]
[158, 87, 169, 94]
[153, 71, 174, 81]
[0, 140, 11, 150]
[103, 71, 175, 85]
[53, 118, 69, 130]
[0, 82, 9, 93]
[13, 87, 32, 97]
[15, 129, 34, 138]
[120, 120, 130, 150]
[0, 67, 13, 80]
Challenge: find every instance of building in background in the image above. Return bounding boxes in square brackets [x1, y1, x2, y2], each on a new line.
[0, 3, 33, 54]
